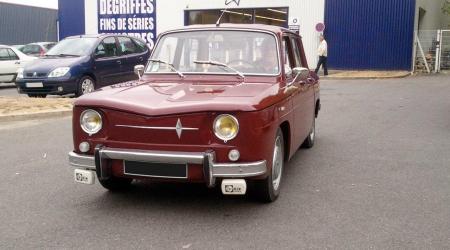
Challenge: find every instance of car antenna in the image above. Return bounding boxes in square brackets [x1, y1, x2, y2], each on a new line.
[216, 8, 228, 27]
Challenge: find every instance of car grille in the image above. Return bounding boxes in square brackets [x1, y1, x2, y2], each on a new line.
[25, 72, 47, 78]
[20, 86, 55, 93]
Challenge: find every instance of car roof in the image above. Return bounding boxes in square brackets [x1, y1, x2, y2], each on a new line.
[0, 44, 11, 49]
[165, 23, 299, 36]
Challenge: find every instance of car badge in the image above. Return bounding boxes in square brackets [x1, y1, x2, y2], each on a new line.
[175, 118, 183, 139]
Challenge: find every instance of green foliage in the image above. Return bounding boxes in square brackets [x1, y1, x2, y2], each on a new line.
[443, 0, 450, 15]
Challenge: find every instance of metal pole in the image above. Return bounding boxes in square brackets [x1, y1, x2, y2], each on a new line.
[435, 30, 441, 73]
[411, 30, 417, 73]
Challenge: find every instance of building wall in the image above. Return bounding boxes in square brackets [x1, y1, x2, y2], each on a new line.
[58, 0, 85, 39]
[324, 0, 416, 70]
[80, 0, 324, 67]
[0, 3, 57, 45]
[415, 0, 447, 30]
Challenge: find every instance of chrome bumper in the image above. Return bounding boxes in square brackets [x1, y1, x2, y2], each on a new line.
[68, 147, 267, 187]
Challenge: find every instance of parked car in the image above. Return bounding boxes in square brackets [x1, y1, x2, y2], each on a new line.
[0, 45, 36, 84]
[12, 44, 25, 51]
[20, 42, 56, 57]
[15, 34, 150, 98]
[68, 24, 320, 202]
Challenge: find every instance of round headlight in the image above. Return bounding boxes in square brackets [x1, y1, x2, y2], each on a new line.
[80, 109, 102, 135]
[213, 114, 239, 141]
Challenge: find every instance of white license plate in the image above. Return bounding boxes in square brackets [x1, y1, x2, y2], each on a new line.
[74, 169, 95, 185]
[26, 82, 43, 88]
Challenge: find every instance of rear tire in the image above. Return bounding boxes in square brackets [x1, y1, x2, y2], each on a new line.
[253, 128, 284, 203]
[98, 177, 132, 192]
[76, 76, 96, 97]
[301, 118, 315, 149]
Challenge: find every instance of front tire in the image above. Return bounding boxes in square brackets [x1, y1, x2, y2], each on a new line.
[253, 128, 284, 202]
[98, 176, 132, 191]
[76, 76, 95, 97]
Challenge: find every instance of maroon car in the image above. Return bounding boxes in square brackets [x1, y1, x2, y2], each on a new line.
[69, 24, 320, 202]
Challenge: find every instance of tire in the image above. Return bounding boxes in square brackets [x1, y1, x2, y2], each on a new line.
[27, 94, 47, 98]
[301, 118, 315, 149]
[98, 176, 132, 192]
[76, 76, 96, 97]
[253, 128, 284, 203]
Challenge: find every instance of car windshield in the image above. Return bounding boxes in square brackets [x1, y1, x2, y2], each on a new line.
[46, 38, 98, 56]
[148, 30, 280, 75]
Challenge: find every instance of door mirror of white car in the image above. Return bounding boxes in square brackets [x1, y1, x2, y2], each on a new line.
[134, 65, 145, 80]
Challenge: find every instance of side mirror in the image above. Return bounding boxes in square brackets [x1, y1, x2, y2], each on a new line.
[292, 67, 310, 81]
[94, 50, 106, 59]
[134, 65, 145, 80]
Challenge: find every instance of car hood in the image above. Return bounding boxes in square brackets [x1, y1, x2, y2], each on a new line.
[24, 56, 86, 73]
[75, 80, 283, 116]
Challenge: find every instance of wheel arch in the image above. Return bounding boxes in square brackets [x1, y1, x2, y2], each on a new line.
[279, 121, 291, 162]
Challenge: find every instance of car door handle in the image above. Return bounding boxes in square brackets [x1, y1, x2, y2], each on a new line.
[15, 61, 21, 65]
[116, 60, 122, 64]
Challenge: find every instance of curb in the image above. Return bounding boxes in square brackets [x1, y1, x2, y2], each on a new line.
[320, 72, 412, 80]
[0, 109, 72, 122]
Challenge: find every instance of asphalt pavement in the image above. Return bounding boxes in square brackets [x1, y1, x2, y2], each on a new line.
[0, 75, 449, 249]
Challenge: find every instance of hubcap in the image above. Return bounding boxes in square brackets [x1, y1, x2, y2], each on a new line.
[81, 79, 94, 94]
[272, 135, 283, 191]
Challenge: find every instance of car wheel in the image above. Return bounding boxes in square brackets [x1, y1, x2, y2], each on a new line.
[27, 94, 47, 98]
[76, 76, 95, 97]
[98, 176, 133, 191]
[253, 128, 284, 202]
[302, 118, 315, 149]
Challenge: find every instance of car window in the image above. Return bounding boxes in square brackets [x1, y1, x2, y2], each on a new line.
[282, 37, 292, 75]
[7, 49, 19, 60]
[0, 49, 11, 61]
[133, 38, 147, 53]
[118, 37, 138, 55]
[22, 45, 40, 54]
[290, 37, 303, 68]
[95, 37, 118, 58]
[44, 43, 56, 50]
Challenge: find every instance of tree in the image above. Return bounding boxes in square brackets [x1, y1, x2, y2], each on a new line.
[443, 0, 450, 15]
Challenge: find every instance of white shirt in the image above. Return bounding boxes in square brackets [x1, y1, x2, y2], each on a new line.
[318, 40, 328, 57]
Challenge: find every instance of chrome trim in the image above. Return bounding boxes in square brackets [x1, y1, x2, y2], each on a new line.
[147, 28, 282, 77]
[68, 148, 267, 186]
[68, 151, 95, 170]
[116, 118, 199, 139]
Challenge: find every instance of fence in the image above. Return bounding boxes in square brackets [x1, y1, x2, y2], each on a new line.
[414, 30, 450, 73]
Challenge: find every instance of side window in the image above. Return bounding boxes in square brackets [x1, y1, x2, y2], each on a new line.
[7, 49, 19, 60]
[118, 37, 138, 55]
[282, 37, 293, 75]
[95, 37, 118, 58]
[0, 49, 10, 61]
[133, 38, 148, 53]
[290, 37, 303, 68]
[22, 45, 40, 54]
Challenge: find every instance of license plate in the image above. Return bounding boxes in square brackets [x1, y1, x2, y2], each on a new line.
[26, 82, 43, 88]
[74, 169, 95, 184]
[124, 161, 187, 178]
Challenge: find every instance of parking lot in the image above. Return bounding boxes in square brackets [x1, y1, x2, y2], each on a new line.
[0, 75, 449, 249]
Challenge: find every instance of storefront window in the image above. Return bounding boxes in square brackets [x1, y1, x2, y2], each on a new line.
[186, 7, 288, 28]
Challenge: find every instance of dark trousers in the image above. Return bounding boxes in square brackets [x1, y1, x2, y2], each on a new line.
[315, 56, 328, 76]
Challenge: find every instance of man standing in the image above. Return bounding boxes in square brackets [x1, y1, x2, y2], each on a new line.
[315, 34, 328, 76]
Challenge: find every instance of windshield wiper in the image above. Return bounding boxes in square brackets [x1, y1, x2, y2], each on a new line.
[193, 60, 245, 80]
[149, 59, 185, 78]
[45, 53, 79, 57]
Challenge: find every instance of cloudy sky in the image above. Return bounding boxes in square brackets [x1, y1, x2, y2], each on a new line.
[0, 0, 58, 9]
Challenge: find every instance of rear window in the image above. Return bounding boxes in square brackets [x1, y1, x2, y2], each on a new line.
[22, 45, 41, 54]
[133, 38, 148, 53]
[44, 43, 56, 50]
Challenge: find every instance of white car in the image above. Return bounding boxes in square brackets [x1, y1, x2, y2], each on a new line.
[0, 45, 36, 83]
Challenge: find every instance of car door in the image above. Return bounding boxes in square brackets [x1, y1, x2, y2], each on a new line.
[93, 37, 123, 87]
[117, 36, 147, 82]
[283, 35, 312, 148]
[291, 35, 316, 146]
[0, 48, 19, 82]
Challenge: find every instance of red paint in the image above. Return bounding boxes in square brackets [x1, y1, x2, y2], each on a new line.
[72, 24, 320, 182]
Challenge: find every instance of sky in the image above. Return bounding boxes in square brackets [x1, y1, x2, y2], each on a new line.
[0, 0, 58, 9]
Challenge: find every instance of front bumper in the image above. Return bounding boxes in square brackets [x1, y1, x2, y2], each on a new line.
[68, 146, 267, 188]
[16, 77, 78, 95]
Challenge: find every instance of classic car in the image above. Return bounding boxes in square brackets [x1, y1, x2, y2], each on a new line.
[68, 24, 320, 202]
